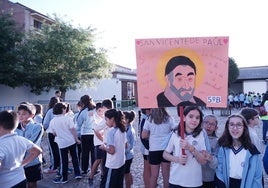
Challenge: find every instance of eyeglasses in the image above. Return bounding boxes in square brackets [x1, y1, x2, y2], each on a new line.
[229, 123, 244, 129]
[203, 121, 217, 127]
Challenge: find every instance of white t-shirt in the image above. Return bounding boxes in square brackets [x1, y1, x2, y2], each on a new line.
[105, 127, 127, 169]
[50, 114, 76, 148]
[165, 131, 206, 187]
[0, 133, 34, 187]
[92, 111, 104, 146]
[248, 127, 263, 152]
[143, 117, 175, 151]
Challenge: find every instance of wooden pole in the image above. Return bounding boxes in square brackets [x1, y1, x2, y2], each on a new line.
[177, 105, 185, 155]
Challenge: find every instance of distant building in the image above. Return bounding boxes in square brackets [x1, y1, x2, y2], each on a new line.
[229, 66, 268, 94]
[0, 0, 54, 32]
[0, 65, 137, 110]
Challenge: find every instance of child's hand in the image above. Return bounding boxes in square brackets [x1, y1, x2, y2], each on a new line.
[177, 154, 187, 164]
[202, 150, 213, 162]
[75, 138, 81, 145]
[99, 144, 106, 150]
[180, 139, 190, 150]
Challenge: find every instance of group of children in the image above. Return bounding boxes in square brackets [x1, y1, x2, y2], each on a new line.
[139, 106, 266, 188]
[1, 95, 268, 188]
[0, 95, 138, 188]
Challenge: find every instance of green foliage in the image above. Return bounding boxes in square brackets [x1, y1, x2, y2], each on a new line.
[0, 13, 24, 87]
[228, 57, 239, 86]
[17, 16, 111, 95]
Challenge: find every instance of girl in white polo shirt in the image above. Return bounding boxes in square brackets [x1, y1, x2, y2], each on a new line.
[99, 109, 127, 188]
[163, 106, 207, 188]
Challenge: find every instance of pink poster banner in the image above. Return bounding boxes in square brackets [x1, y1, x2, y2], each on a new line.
[135, 36, 229, 108]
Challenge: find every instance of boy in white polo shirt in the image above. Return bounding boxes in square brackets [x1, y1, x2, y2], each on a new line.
[0, 110, 42, 188]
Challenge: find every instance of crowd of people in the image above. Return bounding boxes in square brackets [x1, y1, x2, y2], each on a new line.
[228, 91, 266, 109]
[1, 90, 268, 188]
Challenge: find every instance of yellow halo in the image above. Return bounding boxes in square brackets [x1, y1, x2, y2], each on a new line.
[156, 48, 205, 88]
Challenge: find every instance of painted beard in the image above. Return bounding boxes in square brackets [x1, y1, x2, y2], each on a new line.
[170, 84, 194, 101]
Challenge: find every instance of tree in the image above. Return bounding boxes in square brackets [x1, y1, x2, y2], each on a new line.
[0, 13, 24, 87]
[228, 57, 239, 87]
[17, 16, 111, 99]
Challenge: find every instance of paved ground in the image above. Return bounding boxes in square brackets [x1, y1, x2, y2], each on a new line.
[37, 107, 268, 188]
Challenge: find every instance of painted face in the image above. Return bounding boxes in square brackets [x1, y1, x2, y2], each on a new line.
[184, 109, 201, 133]
[228, 117, 244, 139]
[18, 110, 33, 125]
[203, 118, 217, 136]
[167, 65, 196, 101]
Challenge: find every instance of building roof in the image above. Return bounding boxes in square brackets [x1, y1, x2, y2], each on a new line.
[237, 66, 268, 81]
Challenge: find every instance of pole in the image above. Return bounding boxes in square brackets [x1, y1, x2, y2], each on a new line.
[177, 105, 185, 155]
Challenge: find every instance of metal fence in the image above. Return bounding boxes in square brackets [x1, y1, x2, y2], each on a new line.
[0, 106, 15, 112]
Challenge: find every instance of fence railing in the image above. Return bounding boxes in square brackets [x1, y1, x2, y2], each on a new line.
[0, 106, 15, 112]
[38, 99, 136, 113]
[0, 100, 136, 113]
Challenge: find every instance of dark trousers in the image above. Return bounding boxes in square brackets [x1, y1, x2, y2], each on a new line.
[77, 137, 81, 163]
[11, 179, 27, 188]
[202, 181, 215, 188]
[48, 133, 60, 170]
[100, 164, 125, 188]
[59, 143, 80, 181]
[169, 184, 202, 188]
[229, 177, 241, 188]
[262, 120, 268, 141]
[81, 134, 95, 172]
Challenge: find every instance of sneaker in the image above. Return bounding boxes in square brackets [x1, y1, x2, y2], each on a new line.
[81, 171, 87, 175]
[61, 179, 69, 184]
[75, 175, 82, 180]
[55, 172, 61, 178]
[53, 177, 69, 184]
[42, 161, 47, 167]
[88, 178, 93, 187]
[94, 170, 100, 176]
[44, 168, 57, 174]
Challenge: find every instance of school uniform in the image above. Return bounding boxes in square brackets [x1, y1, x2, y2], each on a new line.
[15, 120, 44, 182]
[0, 133, 35, 187]
[165, 131, 206, 187]
[76, 108, 95, 173]
[144, 117, 175, 165]
[50, 114, 81, 181]
[215, 146, 262, 188]
[101, 127, 127, 188]
[44, 108, 60, 171]
[202, 135, 219, 186]
[92, 111, 105, 159]
[125, 124, 136, 173]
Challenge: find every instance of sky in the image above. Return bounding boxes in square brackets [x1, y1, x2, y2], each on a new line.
[10, 0, 268, 69]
